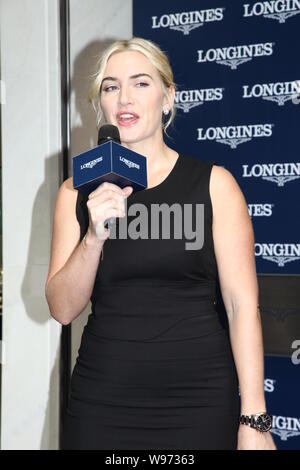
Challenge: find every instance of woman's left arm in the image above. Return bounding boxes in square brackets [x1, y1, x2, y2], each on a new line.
[210, 165, 277, 450]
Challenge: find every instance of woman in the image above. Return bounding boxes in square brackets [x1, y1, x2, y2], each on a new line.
[45, 37, 276, 450]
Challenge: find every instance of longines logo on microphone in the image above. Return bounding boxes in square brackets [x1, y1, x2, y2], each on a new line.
[243, 79, 300, 105]
[174, 88, 223, 113]
[242, 162, 300, 186]
[80, 156, 103, 170]
[197, 42, 274, 69]
[243, 0, 300, 23]
[197, 123, 273, 148]
[255, 243, 300, 267]
[151, 8, 224, 35]
[119, 156, 140, 170]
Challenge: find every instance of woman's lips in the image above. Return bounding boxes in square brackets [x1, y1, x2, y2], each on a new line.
[116, 112, 139, 127]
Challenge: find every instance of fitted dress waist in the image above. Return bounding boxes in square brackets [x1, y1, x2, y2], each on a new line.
[87, 280, 223, 342]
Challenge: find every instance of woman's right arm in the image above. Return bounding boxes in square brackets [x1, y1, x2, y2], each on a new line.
[45, 178, 132, 325]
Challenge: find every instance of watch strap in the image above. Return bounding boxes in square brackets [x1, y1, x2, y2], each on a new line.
[239, 412, 272, 432]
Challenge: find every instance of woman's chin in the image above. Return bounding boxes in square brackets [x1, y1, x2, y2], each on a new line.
[120, 138, 140, 146]
[119, 131, 143, 145]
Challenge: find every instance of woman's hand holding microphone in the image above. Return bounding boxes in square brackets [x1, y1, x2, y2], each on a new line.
[85, 182, 133, 243]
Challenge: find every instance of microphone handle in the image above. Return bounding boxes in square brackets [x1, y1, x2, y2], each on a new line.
[107, 217, 116, 228]
[95, 218, 116, 239]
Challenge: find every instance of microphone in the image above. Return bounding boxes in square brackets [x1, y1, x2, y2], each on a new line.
[97, 123, 121, 146]
[98, 125, 121, 230]
[72, 124, 148, 238]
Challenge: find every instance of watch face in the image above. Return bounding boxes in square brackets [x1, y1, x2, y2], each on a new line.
[256, 414, 272, 432]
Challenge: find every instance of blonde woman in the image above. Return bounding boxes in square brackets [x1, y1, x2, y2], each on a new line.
[45, 37, 276, 450]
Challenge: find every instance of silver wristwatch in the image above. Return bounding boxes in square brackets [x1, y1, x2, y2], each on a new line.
[239, 412, 273, 432]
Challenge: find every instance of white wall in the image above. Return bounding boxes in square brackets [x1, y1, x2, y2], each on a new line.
[0, 0, 61, 450]
[69, 0, 132, 371]
[0, 0, 132, 450]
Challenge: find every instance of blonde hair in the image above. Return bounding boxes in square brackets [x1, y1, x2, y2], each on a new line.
[88, 37, 176, 134]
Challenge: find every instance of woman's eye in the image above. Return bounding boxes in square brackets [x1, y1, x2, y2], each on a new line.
[102, 82, 149, 92]
[103, 85, 118, 92]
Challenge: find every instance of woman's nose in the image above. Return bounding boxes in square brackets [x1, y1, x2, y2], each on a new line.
[118, 86, 133, 106]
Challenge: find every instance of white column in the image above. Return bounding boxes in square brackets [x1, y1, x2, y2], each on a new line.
[0, 0, 61, 450]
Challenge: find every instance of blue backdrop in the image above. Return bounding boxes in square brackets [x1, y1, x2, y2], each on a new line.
[133, 0, 300, 276]
[133, 0, 300, 450]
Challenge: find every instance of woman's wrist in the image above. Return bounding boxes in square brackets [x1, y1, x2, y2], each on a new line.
[240, 402, 267, 415]
[82, 228, 106, 249]
[240, 393, 267, 415]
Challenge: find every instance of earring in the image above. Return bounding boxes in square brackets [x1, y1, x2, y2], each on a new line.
[163, 106, 170, 115]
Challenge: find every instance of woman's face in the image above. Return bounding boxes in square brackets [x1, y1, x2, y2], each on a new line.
[100, 50, 171, 145]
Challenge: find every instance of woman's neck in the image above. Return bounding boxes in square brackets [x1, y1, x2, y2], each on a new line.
[122, 134, 175, 174]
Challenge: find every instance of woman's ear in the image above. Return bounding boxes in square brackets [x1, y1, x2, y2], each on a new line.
[163, 85, 175, 110]
[169, 85, 175, 104]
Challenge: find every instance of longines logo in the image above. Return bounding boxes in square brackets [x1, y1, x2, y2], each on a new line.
[243, 80, 300, 105]
[271, 415, 300, 441]
[242, 162, 300, 186]
[174, 88, 223, 113]
[197, 42, 274, 69]
[119, 156, 140, 170]
[255, 243, 300, 266]
[80, 156, 103, 170]
[264, 378, 276, 392]
[197, 124, 273, 148]
[151, 8, 224, 35]
[248, 203, 274, 217]
[243, 0, 300, 23]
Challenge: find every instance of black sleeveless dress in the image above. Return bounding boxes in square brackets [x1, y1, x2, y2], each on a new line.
[61, 154, 240, 450]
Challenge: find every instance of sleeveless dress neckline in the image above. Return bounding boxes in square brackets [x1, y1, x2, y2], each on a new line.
[143, 153, 181, 192]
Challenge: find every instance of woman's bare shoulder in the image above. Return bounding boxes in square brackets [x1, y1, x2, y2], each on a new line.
[210, 164, 246, 208]
[63, 176, 77, 193]
[210, 164, 238, 187]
